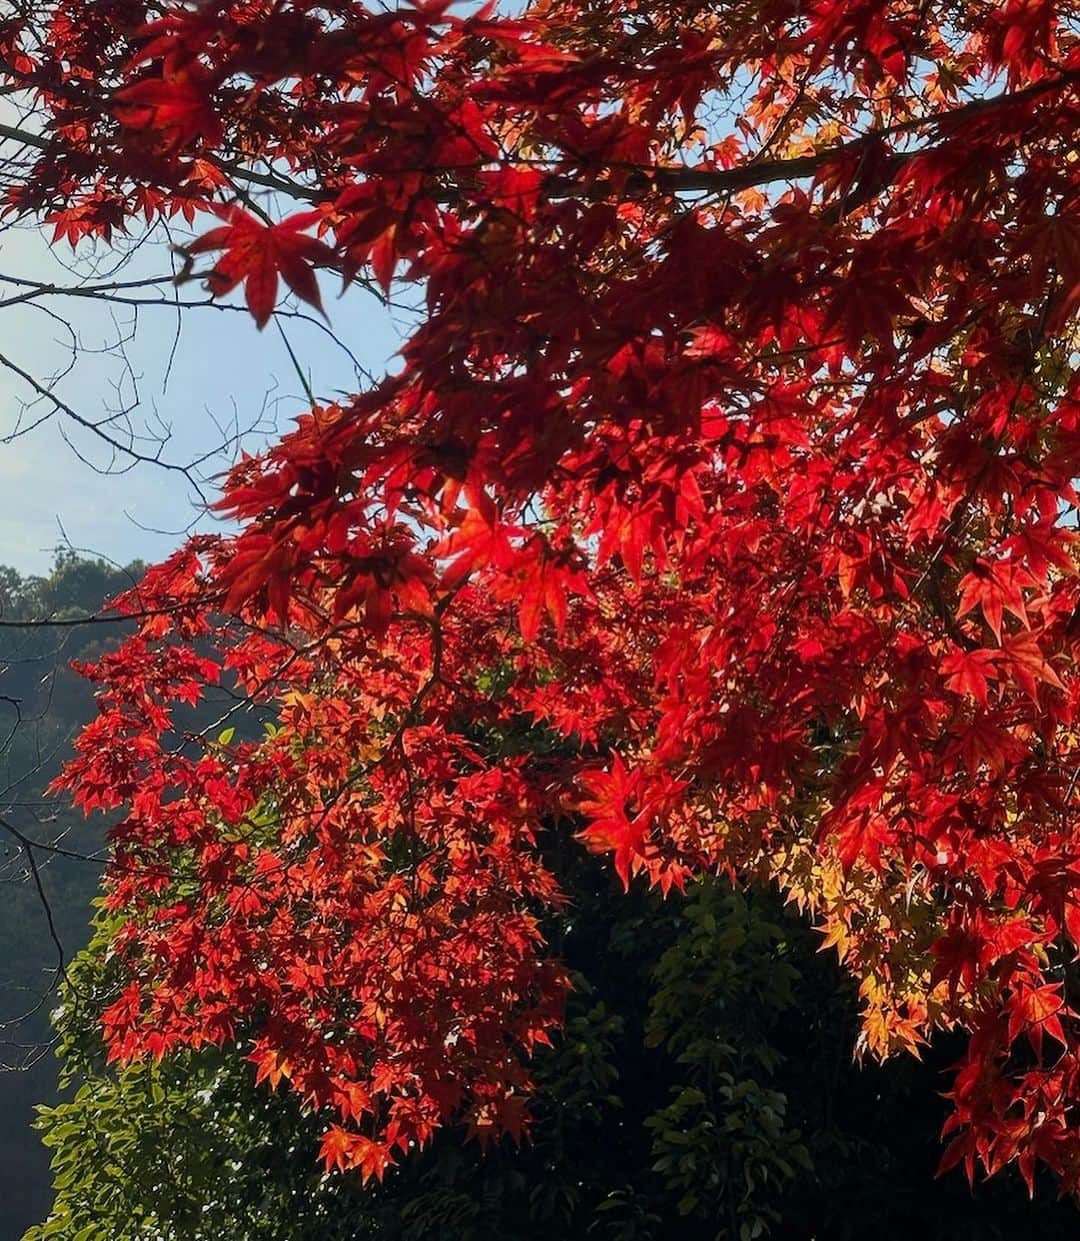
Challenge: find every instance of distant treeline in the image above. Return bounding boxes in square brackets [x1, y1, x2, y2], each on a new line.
[0, 553, 142, 1239]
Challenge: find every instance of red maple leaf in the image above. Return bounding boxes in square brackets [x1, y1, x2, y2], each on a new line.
[187, 208, 339, 328]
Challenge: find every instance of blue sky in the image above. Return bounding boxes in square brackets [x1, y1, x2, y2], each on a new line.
[0, 216, 407, 577]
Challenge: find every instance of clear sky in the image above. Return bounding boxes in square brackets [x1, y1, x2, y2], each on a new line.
[0, 214, 407, 577]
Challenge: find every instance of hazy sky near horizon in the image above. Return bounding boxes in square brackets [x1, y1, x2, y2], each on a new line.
[0, 216, 406, 578]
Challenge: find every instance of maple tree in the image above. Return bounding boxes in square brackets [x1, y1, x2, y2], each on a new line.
[9, 0, 1080, 1199]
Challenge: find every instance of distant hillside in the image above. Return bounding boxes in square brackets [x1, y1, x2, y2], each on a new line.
[0, 554, 142, 1240]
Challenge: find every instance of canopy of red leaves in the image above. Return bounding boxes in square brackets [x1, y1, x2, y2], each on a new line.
[12, 0, 1080, 1195]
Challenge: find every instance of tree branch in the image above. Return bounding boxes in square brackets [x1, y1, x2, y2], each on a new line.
[1, 69, 1075, 215]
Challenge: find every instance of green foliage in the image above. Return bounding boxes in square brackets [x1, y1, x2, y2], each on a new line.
[645, 885, 811, 1239]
